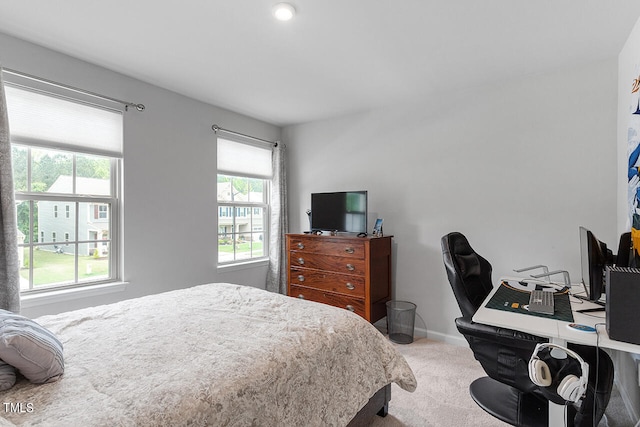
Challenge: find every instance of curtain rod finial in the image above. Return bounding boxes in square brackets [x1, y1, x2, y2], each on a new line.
[212, 124, 220, 132]
[136, 104, 145, 112]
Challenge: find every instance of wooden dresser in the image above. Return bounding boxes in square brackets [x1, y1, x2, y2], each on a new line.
[286, 233, 393, 323]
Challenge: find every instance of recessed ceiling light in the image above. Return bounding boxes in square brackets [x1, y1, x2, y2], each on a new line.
[273, 3, 296, 21]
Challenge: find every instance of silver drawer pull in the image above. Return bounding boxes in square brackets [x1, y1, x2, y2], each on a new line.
[297, 257, 305, 265]
[344, 247, 355, 254]
[345, 282, 355, 290]
[297, 275, 305, 282]
[346, 305, 355, 312]
[297, 243, 305, 249]
[346, 264, 355, 271]
[298, 294, 305, 300]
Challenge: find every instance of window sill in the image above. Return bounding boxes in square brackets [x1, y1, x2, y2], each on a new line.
[217, 258, 269, 273]
[20, 281, 128, 309]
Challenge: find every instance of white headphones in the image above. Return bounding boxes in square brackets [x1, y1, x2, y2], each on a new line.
[528, 343, 589, 403]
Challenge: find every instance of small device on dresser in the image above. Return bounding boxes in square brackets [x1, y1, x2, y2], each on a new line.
[606, 266, 640, 345]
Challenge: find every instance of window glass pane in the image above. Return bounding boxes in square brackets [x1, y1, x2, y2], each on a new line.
[36, 200, 76, 243]
[15, 201, 30, 244]
[78, 242, 110, 282]
[235, 237, 252, 261]
[248, 178, 264, 202]
[32, 244, 75, 288]
[217, 175, 232, 202]
[31, 148, 72, 193]
[76, 154, 111, 196]
[81, 202, 110, 240]
[251, 233, 264, 258]
[11, 145, 27, 192]
[231, 177, 248, 202]
[218, 232, 234, 263]
[18, 246, 29, 290]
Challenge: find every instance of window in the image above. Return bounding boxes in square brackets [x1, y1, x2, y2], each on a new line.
[217, 137, 272, 265]
[7, 80, 123, 293]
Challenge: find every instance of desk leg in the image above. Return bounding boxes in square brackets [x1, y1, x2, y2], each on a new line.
[549, 402, 565, 427]
[548, 338, 568, 427]
[549, 337, 567, 427]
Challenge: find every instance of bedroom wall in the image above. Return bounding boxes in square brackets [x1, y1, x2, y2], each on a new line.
[616, 13, 640, 423]
[283, 58, 619, 344]
[0, 32, 280, 318]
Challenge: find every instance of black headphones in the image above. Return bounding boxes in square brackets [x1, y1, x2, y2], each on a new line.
[528, 343, 589, 403]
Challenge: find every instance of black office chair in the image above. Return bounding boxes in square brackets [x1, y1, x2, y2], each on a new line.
[441, 232, 615, 427]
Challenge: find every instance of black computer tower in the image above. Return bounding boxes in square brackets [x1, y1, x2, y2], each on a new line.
[606, 266, 640, 345]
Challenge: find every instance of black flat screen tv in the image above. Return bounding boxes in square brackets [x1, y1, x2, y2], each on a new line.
[310, 191, 367, 234]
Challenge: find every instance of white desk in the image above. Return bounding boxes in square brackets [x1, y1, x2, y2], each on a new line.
[472, 282, 640, 426]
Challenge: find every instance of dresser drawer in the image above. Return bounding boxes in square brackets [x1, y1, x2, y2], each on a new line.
[290, 285, 365, 317]
[289, 237, 365, 259]
[289, 252, 365, 275]
[289, 268, 365, 297]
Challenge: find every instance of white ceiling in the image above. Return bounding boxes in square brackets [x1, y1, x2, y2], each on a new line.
[1, 1, 640, 126]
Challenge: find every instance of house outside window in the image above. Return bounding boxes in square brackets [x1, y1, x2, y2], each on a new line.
[217, 137, 272, 265]
[7, 77, 123, 293]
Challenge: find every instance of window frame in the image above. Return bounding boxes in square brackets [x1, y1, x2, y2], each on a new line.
[5, 77, 124, 294]
[216, 173, 270, 266]
[216, 134, 273, 267]
[13, 145, 121, 293]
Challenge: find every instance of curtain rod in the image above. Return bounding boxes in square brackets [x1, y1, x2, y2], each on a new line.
[2, 67, 145, 112]
[212, 124, 278, 147]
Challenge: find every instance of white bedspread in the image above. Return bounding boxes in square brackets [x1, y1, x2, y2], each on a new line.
[0, 283, 416, 426]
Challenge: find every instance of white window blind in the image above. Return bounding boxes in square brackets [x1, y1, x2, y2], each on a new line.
[217, 137, 272, 179]
[5, 85, 124, 157]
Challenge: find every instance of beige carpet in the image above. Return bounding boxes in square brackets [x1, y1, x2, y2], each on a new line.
[369, 338, 633, 427]
[370, 338, 506, 426]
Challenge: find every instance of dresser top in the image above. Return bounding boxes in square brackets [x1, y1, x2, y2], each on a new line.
[286, 233, 393, 241]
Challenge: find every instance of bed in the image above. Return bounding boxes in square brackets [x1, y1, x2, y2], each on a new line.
[0, 282, 417, 426]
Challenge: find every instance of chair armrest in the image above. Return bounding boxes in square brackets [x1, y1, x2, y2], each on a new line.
[455, 316, 548, 394]
[455, 317, 548, 350]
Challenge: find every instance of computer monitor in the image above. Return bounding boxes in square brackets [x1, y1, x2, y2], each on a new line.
[615, 232, 632, 268]
[578, 226, 614, 306]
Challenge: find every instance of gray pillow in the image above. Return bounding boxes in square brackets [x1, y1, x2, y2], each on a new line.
[0, 359, 16, 391]
[0, 310, 64, 384]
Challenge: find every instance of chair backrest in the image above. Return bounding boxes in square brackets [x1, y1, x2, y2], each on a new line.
[441, 232, 494, 318]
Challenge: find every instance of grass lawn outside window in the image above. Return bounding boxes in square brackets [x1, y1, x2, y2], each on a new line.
[20, 248, 109, 289]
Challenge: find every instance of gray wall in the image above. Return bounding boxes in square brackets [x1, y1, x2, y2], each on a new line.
[0, 32, 278, 317]
[284, 59, 619, 343]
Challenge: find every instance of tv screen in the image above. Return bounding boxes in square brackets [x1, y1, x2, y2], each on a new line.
[310, 191, 367, 234]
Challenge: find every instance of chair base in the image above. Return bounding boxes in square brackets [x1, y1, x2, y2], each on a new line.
[470, 377, 549, 427]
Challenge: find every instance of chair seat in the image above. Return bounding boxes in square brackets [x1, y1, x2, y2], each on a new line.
[470, 377, 548, 427]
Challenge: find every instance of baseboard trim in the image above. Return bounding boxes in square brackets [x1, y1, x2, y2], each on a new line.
[413, 326, 468, 347]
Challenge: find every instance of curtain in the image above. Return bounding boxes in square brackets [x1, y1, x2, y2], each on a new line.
[266, 143, 288, 294]
[0, 69, 21, 313]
